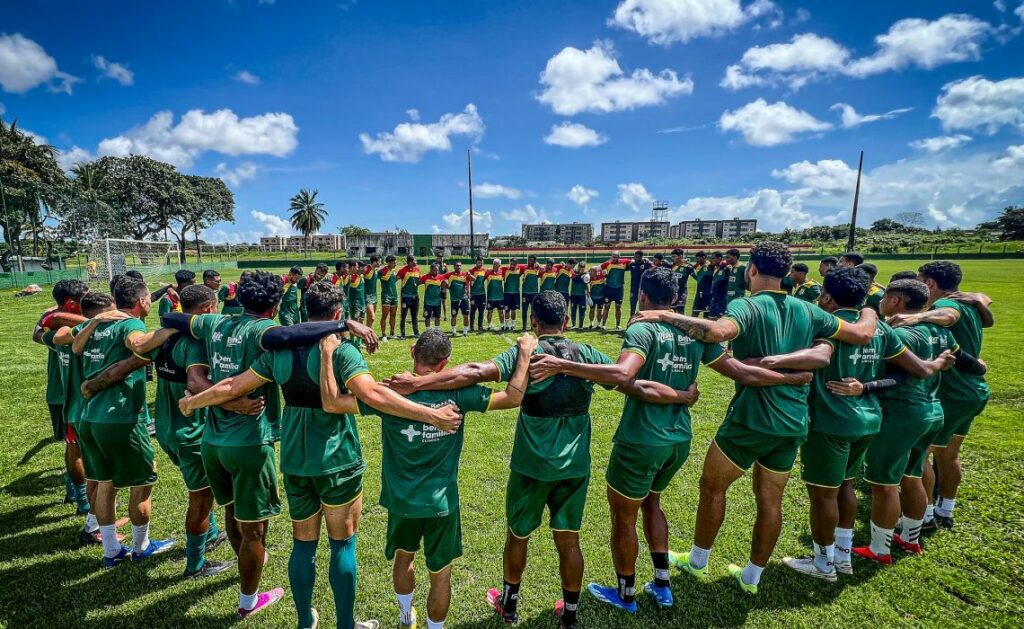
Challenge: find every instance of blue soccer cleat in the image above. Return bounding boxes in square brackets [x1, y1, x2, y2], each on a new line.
[102, 545, 132, 569]
[131, 538, 177, 561]
[586, 583, 637, 614]
[643, 581, 674, 607]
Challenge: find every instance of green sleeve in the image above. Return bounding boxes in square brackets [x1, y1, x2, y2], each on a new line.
[183, 338, 209, 369]
[621, 322, 655, 360]
[41, 329, 58, 350]
[333, 342, 371, 387]
[356, 398, 379, 418]
[808, 284, 822, 301]
[723, 299, 752, 334]
[217, 285, 228, 301]
[250, 351, 276, 381]
[455, 384, 494, 414]
[701, 340, 726, 364]
[490, 347, 520, 383]
[158, 297, 170, 316]
[880, 324, 906, 359]
[189, 313, 223, 340]
[580, 344, 613, 366]
[810, 304, 841, 339]
[931, 298, 963, 327]
[72, 321, 88, 336]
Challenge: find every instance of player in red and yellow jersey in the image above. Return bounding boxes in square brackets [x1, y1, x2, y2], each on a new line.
[485, 259, 508, 332]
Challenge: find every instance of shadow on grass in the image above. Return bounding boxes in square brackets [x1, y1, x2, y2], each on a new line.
[3, 468, 65, 499]
[18, 437, 57, 465]
[0, 501, 72, 540]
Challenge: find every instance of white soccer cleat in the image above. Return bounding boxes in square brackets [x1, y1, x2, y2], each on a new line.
[782, 556, 837, 582]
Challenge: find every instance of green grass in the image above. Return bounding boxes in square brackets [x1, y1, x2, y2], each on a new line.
[1, 260, 1022, 628]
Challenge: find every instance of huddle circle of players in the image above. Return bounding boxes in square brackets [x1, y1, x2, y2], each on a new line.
[32, 242, 992, 629]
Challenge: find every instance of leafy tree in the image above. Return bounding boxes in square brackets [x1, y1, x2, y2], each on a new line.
[0, 117, 68, 259]
[894, 211, 925, 230]
[168, 176, 234, 262]
[993, 206, 1024, 241]
[340, 224, 372, 237]
[870, 218, 902, 232]
[289, 188, 327, 248]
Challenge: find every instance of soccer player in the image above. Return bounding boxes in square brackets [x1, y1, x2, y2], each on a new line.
[890, 261, 992, 530]
[789, 263, 822, 303]
[627, 242, 880, 594]
[503, 257, 523, 330]
[347, 260, 367, 323]
[435, 254, 449, 321]
[398, 255, 422, 339]
[569, 262, 589, 330]
[670, 249, 694, 314]
[421, 263, 446, 329]
[69, 276, 178, 567]
[332, 262, 351, 321]
[180, 281, 461, 629]
[626, 250, 651, 318]
[530, 266, 826, 610]
[443, 261, 472, 336]
[360, 329, 534, 629]
[889, 270, 917, 283]
[363, 254, 381, 330]
[724, 248, 747, 304]
[539, 258, 561, 295]
[779, 270, 954, 580]
[158, 269, 196, 315]
[219, 271, 249, 316]
[520, 255, 541, 330]
[839, 251, 864, 268]
[819, 256, 838, 279]
[468, 256, 487, 332]
[588, 265, 606, 329]
[379, 255, 399, 340]
[857, 263, 885, 312]
[600, 251, 628, 329]
[280, 266, 303, 326]
[485, 259, 507, 331]
[690, 252, 711, 317]
[708, 252, 729, 318]
[554, 258, 572, 305]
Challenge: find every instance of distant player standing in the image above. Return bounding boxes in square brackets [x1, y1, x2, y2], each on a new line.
[569, 261, 588, 330]
[588, 265, 607, 329]
[420, 263, 446, 329]
[600, 251, 628, 329]
[724, 248, 747, 304]
[280, 266, 303, 326]
[789, 263, 822, 303]
[670, 249, 694, 313]
[554, 258, 573, 306]
[857, 263, 885, 312]
[520, 255, 541, 330]
[626, 250, 651, 318]
[443, 261, 472, 336]
[347, 260, 367, 323]
[485, 259, 507, 331]
[468, 256, 487, 332]
[708, 252, 729, 318]
[363, 254, 381, 330]
[398, 255, 422, 339]
[158, 270, 196, 316]
[503, 258, 523, 330]
[379, 255, 399, 341]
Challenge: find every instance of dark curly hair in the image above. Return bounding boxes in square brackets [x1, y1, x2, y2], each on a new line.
[532, 290, 567, 326]
[174, 269, 196, 286]
[886, 279, 930, 312]
[856, 262, 878, 281]
[304, 280, 345, 318]
[413, 328, 452, 367]
[180, 284, 217, 312]
[889, 270, 917, 283]
[823, 267, 869, 308]
[841, 251, 864, 266]
[918, 260, 962, 291]
[749, 241, 792, 279]
[113, 276, 149, 309]
[81, 292, 115, 317]
[639, 266, 678, 306]
[52, 279, 89, 306]
[238, 270, 285, 312]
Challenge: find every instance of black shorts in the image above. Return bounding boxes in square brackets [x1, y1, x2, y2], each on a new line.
[504, 294, 521, 310]
[451, 299, 469, 315]
[692, 291, 710, 313]
[570, 294, 587, 307]
[423, 304, 441, 319]
[488, 299, 505, 310]
[605, 285, 624, 304]
[471, 294, 486, 307]
[401, 295, 419, 309]
[558, 292, 570, 304]
[49, 403, 66, 442]
[522, 293, 538, 307]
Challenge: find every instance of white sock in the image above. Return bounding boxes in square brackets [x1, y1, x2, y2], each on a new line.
[812, 542, 835, 573]
[84, 513, 99, 533]
[131, 523, 150, 554]
[100, 524, 121, 558]
[869, 522, 893, 556]
[924, 504, 935, 523]
[396, 592, 414, 620]
[427, 618, 445, 629]
[902, 515, 924, 544]
[741, 562, 763, 586]
[935, 497, 956, 517]
[239, 590, 258, 611]
[834, 527, 854, 563]
[689, 545, 711, 569]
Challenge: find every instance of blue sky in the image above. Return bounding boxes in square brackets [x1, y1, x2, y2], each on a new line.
[2, 0, 1023, 242]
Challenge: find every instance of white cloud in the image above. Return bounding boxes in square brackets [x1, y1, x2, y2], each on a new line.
[567, 184, 599, 207]
[251, 210, 294, 236]
[234, 70, 260, 85]
[203, 228, 262, 245]
[435, 208, 493, 233]
[474, 182, 522, 199]
[92, 55, 133, 86]
[608, 0, 777, 45]
[771, 159, 860, 195]
[543, 122, 608, 148]
[406, 108, 420, 121]
[1016, 2, 1024, 20]
[22, 128, 47, 145]
[0, 33, 79, 94]
[830, 103, 912, 128]
[617, 182, 654, 211]
[359, 104, 484, 163]
[994, 1, 1006, 12]
[992, 143, 1024, 169]
[58, 145, 95, 171]
[909, 134, 973, 153]
[536, 42, 693, 116]
[0, 102, 4, 115]
[216, 161, 260, 187]
[674, 188, 823, 232]
[932, 75, 1024, 134]
[96, 109, 299, 167]
[719, 98, 831, 146]
[721, 33, 850, 90]
[501, 203, 549, 223]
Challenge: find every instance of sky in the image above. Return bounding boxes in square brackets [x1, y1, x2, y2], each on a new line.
[2, 0, 1023, 243]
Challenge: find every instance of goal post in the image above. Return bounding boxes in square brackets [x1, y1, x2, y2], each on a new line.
[87, 238, 180, 285]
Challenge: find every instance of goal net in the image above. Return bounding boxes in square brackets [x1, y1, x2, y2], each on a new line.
[87, 238, 181, 286]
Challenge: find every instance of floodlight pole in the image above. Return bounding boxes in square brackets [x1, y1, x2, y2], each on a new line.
[847, 150, 864, 252]
[467, 149, 475, 259]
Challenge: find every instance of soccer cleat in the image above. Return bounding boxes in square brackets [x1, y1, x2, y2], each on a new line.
[851, 546, 893, 565]
[934, 514, 954, 530]
[892, 534, 923, 555]
[781, 556, 837, 582]
[643, 581, 674, 607]
[463, 330, 468, 337]
[237, 587, 285, 619]
[669, 550, 709, 581]
[205, 530, 228, 553]
[553, 599, 577, 629]
[307, 607, 318, 629]
[398, 606, 417, 629]
[131, 537, 177, 561]
[727, 564, 758, 595]
[353, 621, 379, 629]
[920, 518, 937, 534]
[485, 587, 518, 623]
[585, 583, 637, 614]
[80, 529, 124, 545]
[102, 545, 132, 569]
[185, 559, 234, 579]
[834, 558, 854, 575]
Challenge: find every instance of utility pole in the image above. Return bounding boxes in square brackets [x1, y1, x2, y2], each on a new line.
[847, 150, 864, 252]
[467, 149, 475, 259]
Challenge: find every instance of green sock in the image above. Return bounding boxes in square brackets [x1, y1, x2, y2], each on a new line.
[289, 539, 318, 628]
[329, 535, 357, 629]
[185, 533, 207, 573]
[206, 512, 219, 543]
[74, 483, 90, 512]
[63, 471, 75, 499]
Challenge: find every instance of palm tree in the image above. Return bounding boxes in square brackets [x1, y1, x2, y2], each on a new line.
[0, 117, 67, 257]
[289, 188, 326, 250]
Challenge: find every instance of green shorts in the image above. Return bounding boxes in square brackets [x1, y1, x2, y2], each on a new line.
[505, 471, 589, 538]
[382, 294, 398, 306]
[201, 442, 281, 522]
[77, 421, 157, 488]
[366, 294, 378, 306]
[160, 440, 209, 492]
[714, 421, 804, 474]
[279, 313, 298, 326]
[864, 419, 942, 486]
[934, 397, 988, 447]
[285, 470, 363, 522]
[385, 508, 462, 573]
[606, 440, 690, 501]
[349, 306, 366, 320]
[800, 431, 874, 488]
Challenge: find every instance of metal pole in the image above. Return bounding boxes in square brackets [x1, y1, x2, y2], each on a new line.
[105, 239, 112, 280]
[467, 149, 475, 259]
[847, 150, 864, 252]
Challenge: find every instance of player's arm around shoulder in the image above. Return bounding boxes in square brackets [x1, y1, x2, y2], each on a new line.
[627, 308, 739, 344]
[487, 333, 537, 411]
[827, 305, 877, 345]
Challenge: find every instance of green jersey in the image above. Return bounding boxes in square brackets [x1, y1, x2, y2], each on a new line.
[486, 270, 505, 301]
[469, 266, 486, 296]
[602, 260, 627, 289]
[540, 268, 558, 292]
[504, 265, 522, 294]
[492, 338, 613, 480]
[363, 266, 378, 300]
[155, 336, 208, 449]
[617, 321, 725, 445]
[794, 280, 822, 303]
[253, 341, 368, 477]
[158, 293, 182, 317]
[347, 272, 366, 311]
[932, 298, 989, 403]
[693, 262, 712, 287]
[280, 279, 301, 323]
[780, 275, 795, 294]
[726, 264, 747, 302]
[865, 283, 885, 312]
[360, 385, 493, 518]
[521, 265, 541, 294]
[445, 271, 470, 301]
[218, 283, 244, 315]
[43, 329, 85, 424]
[189, 313, 282, 447]
[554, 266, 572, 293]
[723, 292, 841, 436]
[76, 318, 153, 424]
[398, 265, 421, 298]
[809, 309, 906, 437]
[421, 273, 444, 306]
[43, 322, 69, 405]
[379, 266, 399, 302]
[570, 271, 587, 296]
[878, 323, 957, 424]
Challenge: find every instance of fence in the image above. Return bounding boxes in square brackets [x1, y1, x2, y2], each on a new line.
[1, 262, 239, 290]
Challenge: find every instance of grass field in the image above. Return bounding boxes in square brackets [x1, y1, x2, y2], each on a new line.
[1, 260, 1022, 628]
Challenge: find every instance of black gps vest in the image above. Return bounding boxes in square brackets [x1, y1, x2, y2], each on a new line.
[520, 338, 593, 418]
[154, 337, 187, 384]
[280, 346, 322, 409]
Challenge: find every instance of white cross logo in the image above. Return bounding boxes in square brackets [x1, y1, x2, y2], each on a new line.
[400, 424, 422, 442]
[657, 353, 674, 371]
